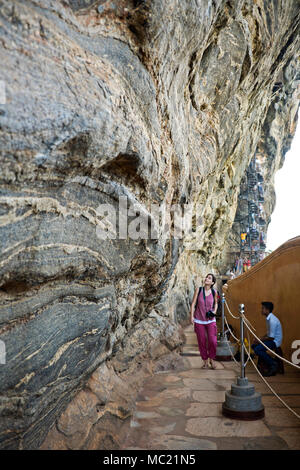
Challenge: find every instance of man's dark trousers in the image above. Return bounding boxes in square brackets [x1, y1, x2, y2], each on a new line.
[251, 340, 277, 369]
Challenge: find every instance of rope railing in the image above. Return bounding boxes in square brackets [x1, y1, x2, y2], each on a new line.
[224, 296, 300, 370]
[224, 314, 239, 342]
[245, 328, 252, 367]
[243, 320, 300, 370]
[223, 315, 240, 365]
[224, 299, 239, 319]
[223, 314, 251, 367]
[244, 345, 300, 420]
[222, 293, 300, 420]
[225, 298, 256, 330]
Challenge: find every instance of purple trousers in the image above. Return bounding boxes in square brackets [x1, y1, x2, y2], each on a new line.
[194, 322, 217, 360]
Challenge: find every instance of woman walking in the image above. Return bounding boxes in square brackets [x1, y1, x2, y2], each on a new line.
[190, 274, 218, 369]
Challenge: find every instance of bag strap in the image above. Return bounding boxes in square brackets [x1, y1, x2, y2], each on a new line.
[202, 286, 207, 309]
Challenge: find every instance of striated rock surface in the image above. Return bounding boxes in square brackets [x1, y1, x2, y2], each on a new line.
[40, 313, 186, 450]
[0, 0, 299, 449]
[221, 56, 300, 271]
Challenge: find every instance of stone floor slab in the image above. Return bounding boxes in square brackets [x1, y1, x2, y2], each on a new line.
[261, 395, 300, 408]
[186, 356, 225, 369]
[264, 408, 300, 427]
[122, 428, 152, 449]
[121, 324, 300, 450]
[193, 390, 226, 402]
[246, 372, 300, 383]
[151, 434, 217, 450]
[156, 388, 192, 400]
[185, 357, 204, 369]
[208, 378, 239, 390]
[264, 383, 300, 395]
[186, 417, 272, 437]
[134, 411, 161, 419]
[130, 419, 141, 428]
[182, 340, 198, 346]
[179, 369, 236, 379]
[163, 375, 182, 383]
[158, 406, 186, 417]
[213, 436, 289, 450]
[222, 362, 240, 372]
[277, 428, 300, 449]
[184, 340, 198, 347]
[150, 423, 177, 434]
[186, 403, 222, 417]
[136, 397, 164, 408]
[183, 378, 225, 391]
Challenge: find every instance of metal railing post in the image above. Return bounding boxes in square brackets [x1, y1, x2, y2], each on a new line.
[222, 299, 264, 420]
[221, 293, 225, 340]
[239, 304, 245, 379]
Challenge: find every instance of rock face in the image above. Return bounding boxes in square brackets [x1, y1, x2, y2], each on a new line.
[40, 313, 186, 450]
[221, 56, 300, 272]
[0, 0, 299, 449]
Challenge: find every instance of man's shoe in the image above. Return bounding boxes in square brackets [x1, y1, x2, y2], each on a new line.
[262, 364, 277, 377]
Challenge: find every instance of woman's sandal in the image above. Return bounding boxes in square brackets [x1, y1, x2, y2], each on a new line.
[202, 362, 209, 369]
[209, 360, 217, 369]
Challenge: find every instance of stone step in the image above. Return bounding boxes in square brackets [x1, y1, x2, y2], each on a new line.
[184, 337, 198, 346]
[185, 344, 198, 350]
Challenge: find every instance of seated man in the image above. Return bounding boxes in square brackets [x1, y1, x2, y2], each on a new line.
[251, 302, 283, 377]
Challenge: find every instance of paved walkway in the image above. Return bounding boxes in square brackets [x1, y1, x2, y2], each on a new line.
[122, 325, 300, 450]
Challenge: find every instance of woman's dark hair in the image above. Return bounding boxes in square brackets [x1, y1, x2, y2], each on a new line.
[205, 273, 216, 286]
[261, 301, 273, 313]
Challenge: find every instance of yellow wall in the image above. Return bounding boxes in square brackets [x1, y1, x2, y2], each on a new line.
[224, 237, 300, 363]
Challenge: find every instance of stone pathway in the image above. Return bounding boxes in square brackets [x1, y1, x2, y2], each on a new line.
[121, 325, 300, 450]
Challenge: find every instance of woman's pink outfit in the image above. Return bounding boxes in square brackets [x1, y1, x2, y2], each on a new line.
[193, 290, 217, 360]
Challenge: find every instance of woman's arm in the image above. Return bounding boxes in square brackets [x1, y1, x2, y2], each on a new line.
[214, 297, 218, 315]
[190, 288, 199, 324]
[213, 290, 218, 314]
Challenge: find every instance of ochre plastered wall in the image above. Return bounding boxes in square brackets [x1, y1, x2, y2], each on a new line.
[224, 237, 300, 362]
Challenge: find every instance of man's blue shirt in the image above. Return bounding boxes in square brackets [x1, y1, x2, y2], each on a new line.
[266, 312, 282, 347]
